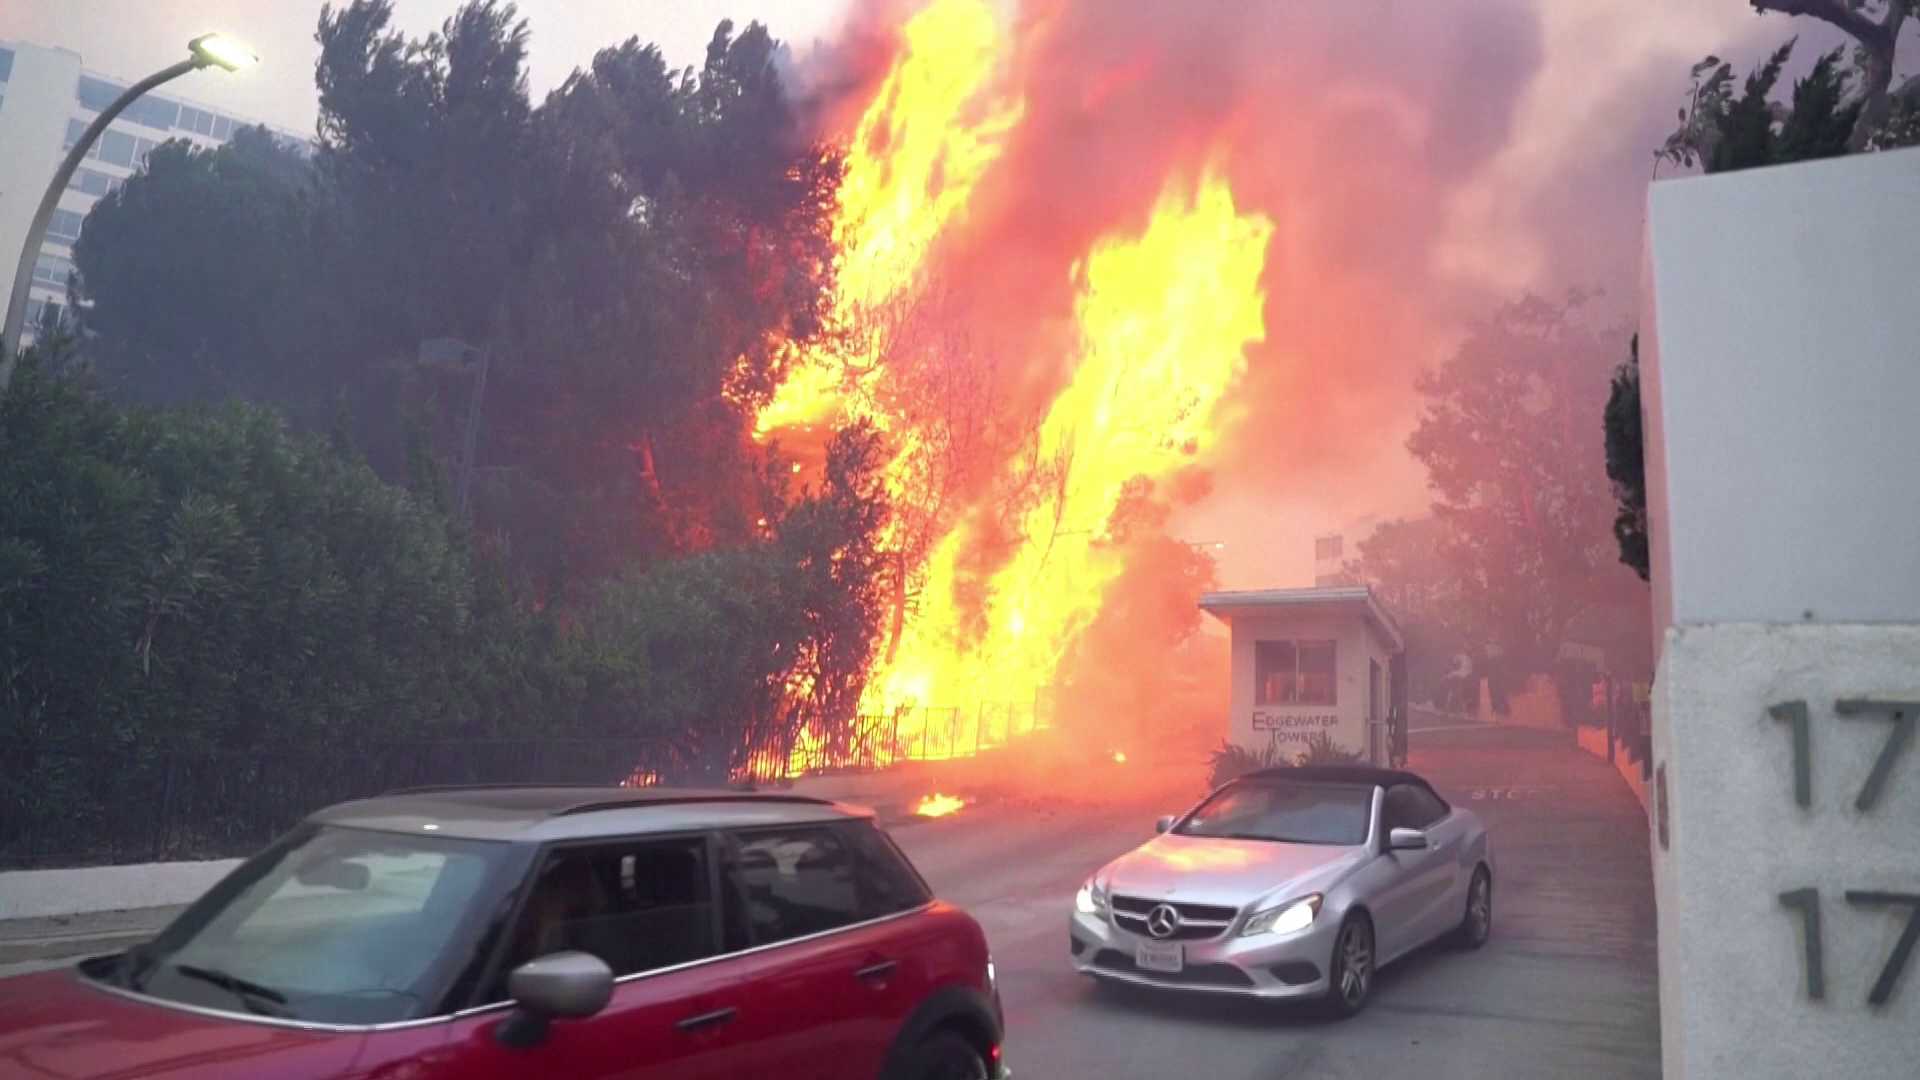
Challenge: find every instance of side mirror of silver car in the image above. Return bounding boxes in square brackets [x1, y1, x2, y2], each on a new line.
[497, 951, 615, 1047]
[1155, 815, 1175, 833]
[1387, 827, 1430, 851]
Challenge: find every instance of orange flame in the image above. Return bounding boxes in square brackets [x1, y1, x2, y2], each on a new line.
[750, 0, 1274, 772]
[915, 792, 968, 817]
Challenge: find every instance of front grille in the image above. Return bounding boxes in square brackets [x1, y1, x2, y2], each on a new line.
[1111, 896, 1239, 922]
[1110, 895, 1237, 941]
[1090, 949, 1255, 988]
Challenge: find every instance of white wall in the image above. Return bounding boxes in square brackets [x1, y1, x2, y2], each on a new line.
[1643, 149, 1920, 630]
[1227, 612, 1392, 763]
[1642, 147, 1920, 1078]
[0, 44, 81, 308]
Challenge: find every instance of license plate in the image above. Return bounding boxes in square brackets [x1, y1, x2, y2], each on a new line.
[1134, 941, 1184, 973]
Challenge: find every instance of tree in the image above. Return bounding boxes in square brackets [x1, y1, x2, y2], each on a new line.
[1604, 336, 1648, 581]
[1405, 293, 1624, 671]
[73, 1, 843, 590]
[1347, 516, 1476, 706]
[1750, 0, 1916, 152]
[71, 128, 319, 410]
[568, 422, 892, 782]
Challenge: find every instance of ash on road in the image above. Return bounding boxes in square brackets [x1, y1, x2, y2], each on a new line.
[893, 723, 1659, 1080]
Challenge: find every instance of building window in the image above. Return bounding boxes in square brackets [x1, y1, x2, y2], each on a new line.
[213, 115, 234, 141]
[1255, 640, 1338, 707]
[1315, 535, 1344, 561]
[68, 168, 120, 198]
[26, 298, 64, 332]
[32, 254, 74, 289]
[120, 93, 178, 132]
[64, 118, 88, 151]
[133, 137, 159, 168]
[0, 46, 14, 85]
[76, 75, 124, 114]
[46, 209, 85, 245]
[97, 130, 136, 168]
[179, 105, 217, 138]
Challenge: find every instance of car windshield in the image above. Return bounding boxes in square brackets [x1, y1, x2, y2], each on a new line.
[98, 824, 512, 1025]
[1174, 780, 1374, 846]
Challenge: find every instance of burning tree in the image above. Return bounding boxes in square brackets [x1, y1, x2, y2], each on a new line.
[576, 423, 892, 784]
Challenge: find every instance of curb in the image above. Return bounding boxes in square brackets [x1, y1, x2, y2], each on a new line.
[0, 925, 160, 966]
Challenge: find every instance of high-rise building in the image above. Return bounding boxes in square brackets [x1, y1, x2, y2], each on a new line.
[0, 39, 309, 341]
[1312, 514, 1382, 587]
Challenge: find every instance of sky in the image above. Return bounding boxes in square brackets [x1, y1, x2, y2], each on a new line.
[7, 0, 1788, 591]
[1, 0, 854, 133]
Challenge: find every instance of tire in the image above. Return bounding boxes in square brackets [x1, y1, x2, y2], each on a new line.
[1320, 913, 1375, 1020]
[903, 1030, 990, 1080]
[1457, 865, 1493, 949]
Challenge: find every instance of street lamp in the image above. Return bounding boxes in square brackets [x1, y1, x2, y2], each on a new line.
[0, 33, 259, 391]
[418, 337, 492, 518]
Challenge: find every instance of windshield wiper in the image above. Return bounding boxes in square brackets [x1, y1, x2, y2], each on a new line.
[173, 964, 293, 1018]
[118, 943, 156, 990]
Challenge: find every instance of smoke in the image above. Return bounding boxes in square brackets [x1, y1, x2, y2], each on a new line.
[795, 0, 1765, 593]
[774, 0, 1777, 773]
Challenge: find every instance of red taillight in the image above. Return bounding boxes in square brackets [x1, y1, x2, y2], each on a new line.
[989, 1043, 1002, 1064]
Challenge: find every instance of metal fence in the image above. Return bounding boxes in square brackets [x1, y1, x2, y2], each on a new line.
[0, 701, 1050, 869]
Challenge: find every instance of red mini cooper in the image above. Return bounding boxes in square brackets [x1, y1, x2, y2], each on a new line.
[0, 786, 1009, 1079]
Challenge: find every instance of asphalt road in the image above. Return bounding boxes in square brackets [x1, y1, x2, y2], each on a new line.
[0, 723, 1660, 1077]
[893, 723, 1661, 1079]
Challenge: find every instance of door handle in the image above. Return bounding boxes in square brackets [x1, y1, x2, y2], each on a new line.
[854, 959, 898, 981]
[675, 1007, 737, 1032]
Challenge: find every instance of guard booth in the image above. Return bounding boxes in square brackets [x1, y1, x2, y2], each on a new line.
[1199, 587, 1408, 767]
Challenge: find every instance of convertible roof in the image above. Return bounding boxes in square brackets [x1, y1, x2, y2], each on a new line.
[1239, 764, 1438, 795]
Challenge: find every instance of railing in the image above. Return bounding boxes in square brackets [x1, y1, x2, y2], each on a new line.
[0, 701, 1051, 870]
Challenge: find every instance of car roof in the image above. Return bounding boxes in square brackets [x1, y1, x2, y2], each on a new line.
[1237, 764, 1442, 797]
[308, 785, 871, 844]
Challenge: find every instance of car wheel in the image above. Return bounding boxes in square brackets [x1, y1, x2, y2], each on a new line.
[1458, 865, 1493, 949]
[906, 1030, 989, 1080]
[1321, 913, 1375, 1019]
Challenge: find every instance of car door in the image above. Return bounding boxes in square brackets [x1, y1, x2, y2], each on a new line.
[1407, 788, 1472, 943]
[1372, 784, 1455, 962]
[710, 820, 932, 1080]
[426, 833, 744, 1080]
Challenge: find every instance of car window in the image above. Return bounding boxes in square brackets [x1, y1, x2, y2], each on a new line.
[727, 825, 870, 945]
[1173, 780, 1373, 846]
[843, 820, 934, 918]
[1405, 785, 1450, 828]
[117, 826, 508, 1025]
[490, 835, 717, 996]
[1383, 784, 1448, 832]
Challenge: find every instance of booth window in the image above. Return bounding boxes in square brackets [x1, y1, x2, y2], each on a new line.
[1255, 640, 1337, 706]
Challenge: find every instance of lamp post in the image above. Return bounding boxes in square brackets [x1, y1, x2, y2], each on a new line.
[0, 33, 258, 392]
[418, 337, 492, 518]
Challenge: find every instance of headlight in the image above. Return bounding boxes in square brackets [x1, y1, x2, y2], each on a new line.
[1074, 879, 1108, 915]
[1240, 893, 1323, 937]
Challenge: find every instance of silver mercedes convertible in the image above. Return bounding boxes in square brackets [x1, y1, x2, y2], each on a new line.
[1069, 764, 1494, 1018]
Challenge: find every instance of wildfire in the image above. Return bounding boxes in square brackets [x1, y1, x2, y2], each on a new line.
[749, 0, 1276, 773]
[915, 792, 968, 817]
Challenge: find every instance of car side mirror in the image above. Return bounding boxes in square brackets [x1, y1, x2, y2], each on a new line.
[1387, 827, 1430, 852]
[1155, 815, 1175, 834]
[496, 951, 615, 1048]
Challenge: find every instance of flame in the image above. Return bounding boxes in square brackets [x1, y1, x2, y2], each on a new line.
[873, 167, 1272, 710]
[746, 0, 1275, 774]
[754, 0, 1023, 438]
[915, 792, 968, 817]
